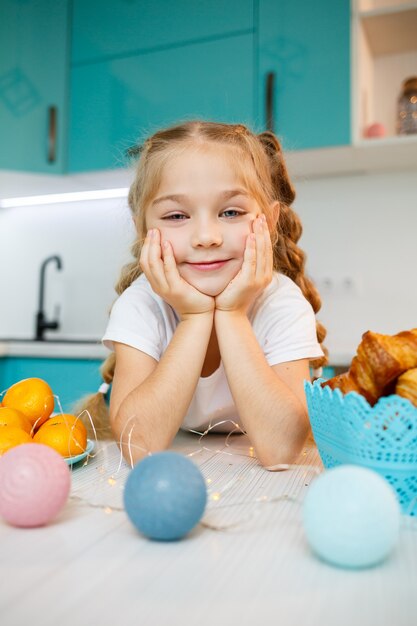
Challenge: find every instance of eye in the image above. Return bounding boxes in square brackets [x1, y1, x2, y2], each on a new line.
[221, 208, 245, 218]
[162, 213, 188, 221]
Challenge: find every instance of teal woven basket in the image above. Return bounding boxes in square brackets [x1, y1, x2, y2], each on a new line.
[305, 379, 417, 516]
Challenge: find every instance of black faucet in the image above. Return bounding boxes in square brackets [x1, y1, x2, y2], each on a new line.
[35, 255, 63, 340]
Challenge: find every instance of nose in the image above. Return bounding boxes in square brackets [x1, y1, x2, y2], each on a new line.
[190, 217, 223, 248]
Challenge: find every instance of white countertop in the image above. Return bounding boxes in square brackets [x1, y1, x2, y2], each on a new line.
[0, 340, 352, 366]
[0, 432, 415, 626]
[0, 340, 108, 359]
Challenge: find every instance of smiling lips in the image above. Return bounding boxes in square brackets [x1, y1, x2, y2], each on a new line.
[186, 260, 231, 272]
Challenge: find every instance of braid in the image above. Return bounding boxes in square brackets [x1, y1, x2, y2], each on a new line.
[73, 190, 143, 436]
[258, 131, 295, 206]
[102, 190, 145, 383]
[258, 132, 328, 368]
[114, 239, 143, 295]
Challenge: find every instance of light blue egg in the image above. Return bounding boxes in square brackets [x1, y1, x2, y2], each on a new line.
[303, 465, 401, 569]
[124, 451, 207, 541]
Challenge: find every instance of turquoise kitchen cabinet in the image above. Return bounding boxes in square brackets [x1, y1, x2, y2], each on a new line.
[69, 33, 255, 172]
[258, 0, 350, 149]
[0, 356, 335, 414]
[3, 0, 352, 175]
[71, 0, 254, 64]
[0, 0, 69, 173]
[0, 357, 103, 414]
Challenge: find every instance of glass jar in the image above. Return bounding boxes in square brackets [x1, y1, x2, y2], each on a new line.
[397, 77, 417, 135]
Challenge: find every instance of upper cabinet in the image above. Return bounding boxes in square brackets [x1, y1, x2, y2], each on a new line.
[3, 0, 416, 176]
[257, 0, 351, 150]
[68, 0, 255, 171]
[0, 0, 69, 174]
[69, 33, 255, 172]
[71, 0, 254, 63]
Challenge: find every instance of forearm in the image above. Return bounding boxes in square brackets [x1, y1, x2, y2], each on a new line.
[215, 310, 309, 467]
[113, 313, 213, 463]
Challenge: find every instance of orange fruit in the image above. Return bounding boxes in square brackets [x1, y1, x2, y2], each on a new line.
[41, 413, 87, 439]
[0, 426, 32, 456]
[33, 421, 87, 458]
[2, 378, 54, 429]
[0, 407, 33, 434]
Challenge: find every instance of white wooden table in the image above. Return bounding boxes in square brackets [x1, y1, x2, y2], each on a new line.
[1, 431, 416, 626]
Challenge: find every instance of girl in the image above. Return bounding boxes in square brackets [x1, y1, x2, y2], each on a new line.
[88, 121, 326, 468]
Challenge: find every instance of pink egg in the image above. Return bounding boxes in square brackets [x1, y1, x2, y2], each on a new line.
[0, 443, 71, 527]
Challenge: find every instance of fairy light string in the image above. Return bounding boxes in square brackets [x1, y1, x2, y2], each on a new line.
[2, 387, 417, 532]
[63, 409, 327, 531]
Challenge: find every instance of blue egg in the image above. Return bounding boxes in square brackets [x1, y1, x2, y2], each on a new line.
[124, 451, 207, 541]
[303, 465, 401, 569]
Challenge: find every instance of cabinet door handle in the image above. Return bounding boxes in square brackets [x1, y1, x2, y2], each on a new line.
[47, 106, 57, 163]
[265, 72, 275, 133]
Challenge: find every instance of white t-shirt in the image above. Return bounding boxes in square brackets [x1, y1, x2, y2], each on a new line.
[102, 272, 323, 433]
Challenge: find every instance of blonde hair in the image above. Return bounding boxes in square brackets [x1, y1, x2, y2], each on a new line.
[76, 121, 327, 437]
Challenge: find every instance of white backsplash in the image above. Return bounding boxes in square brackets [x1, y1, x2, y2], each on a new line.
[1, 168, 416, 365]
[294, 170, 417, 361]
[0, 195, 135, 342]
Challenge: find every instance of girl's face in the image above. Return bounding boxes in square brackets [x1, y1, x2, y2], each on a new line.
[145, 146, 265, 296]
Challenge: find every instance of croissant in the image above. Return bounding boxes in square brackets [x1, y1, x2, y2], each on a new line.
[323, 328, 417, 405]
[395, 368, 417, 407]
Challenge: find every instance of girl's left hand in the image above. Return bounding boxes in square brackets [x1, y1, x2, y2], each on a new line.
[215, 215, 273, 315]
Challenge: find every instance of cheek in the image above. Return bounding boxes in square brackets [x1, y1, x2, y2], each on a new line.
[158, 228, 186, 260]
[229, 223, 252, 256]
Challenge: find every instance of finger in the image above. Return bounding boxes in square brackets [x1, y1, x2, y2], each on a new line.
[263, 216, 274, 277]
[139, 230, 150, 269]
[262, 215, 273, 277]
[139, 229, 154, 276]
[254, 216, 266, 281]
[161, 239, 182, 287]
[240, 232, 257, 281]
[147, 229, 169, 291]
[140, 230, 164, 295]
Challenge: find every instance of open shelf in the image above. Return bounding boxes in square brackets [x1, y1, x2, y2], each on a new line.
[353, 0, 417, 142]
[358, 0, 417, 14]
[286, 134, 417, 179]
[361, 4, 417, 55]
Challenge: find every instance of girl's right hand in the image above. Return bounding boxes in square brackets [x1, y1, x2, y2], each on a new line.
[140, 228, 215, 320]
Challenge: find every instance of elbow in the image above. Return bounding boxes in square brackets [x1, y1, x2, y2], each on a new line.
[256, 446, 301, 471]
[111, 414, 174, 466]
[117, 434, 171, 467]
[255, 414, 310, 471]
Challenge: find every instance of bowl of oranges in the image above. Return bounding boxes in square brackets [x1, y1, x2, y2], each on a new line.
[0, 377, 93, 464]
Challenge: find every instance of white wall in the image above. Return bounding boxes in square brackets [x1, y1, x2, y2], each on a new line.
[294, 170, 417, 361]
[0, 169, 416, 363]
